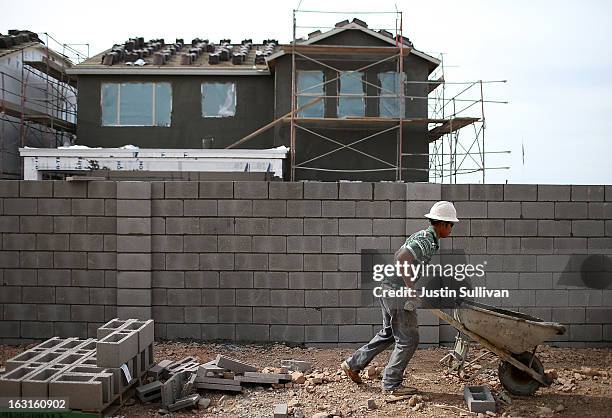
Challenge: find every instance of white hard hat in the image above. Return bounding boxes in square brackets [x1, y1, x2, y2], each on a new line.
[424, 201, 459, 223]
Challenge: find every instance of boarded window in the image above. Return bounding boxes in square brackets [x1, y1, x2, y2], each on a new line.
[378, 72, 400, 118]
[297, 71, 324, 117]
[101, 82, 172, 126]
[201, 83, 236, 117]
[338, 72, 365, 118]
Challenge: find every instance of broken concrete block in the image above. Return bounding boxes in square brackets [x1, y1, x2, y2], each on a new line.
[274, 403, 288, 418]
[181, 372, 197, 398]
[194, 382, 243, 392]
[168, 393, 200, 412]
[96, 330, 139, 368]
[196, 376, 241, 386]
[280, 359, 312, 373]
[136, 380, 162, 402]
[235, 372, 291, 384]
[161, 371, 188, 408]
[198, 398, 211, 409]
[214, 355, 257, 373]
[149, 359, 173, 380]
[464, 385, 496, 413]
[166, 357, 200, 376]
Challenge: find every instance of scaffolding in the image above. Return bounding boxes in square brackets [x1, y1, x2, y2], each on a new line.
[0, 32, 87, 177]
[287, 9, 509, 183]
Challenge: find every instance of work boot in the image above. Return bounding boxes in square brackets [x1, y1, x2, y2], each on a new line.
[340, 361, 362, 384]
[383, 384, 418, 397]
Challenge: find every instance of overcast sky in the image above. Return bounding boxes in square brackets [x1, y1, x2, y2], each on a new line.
[3, 0, 611, 184]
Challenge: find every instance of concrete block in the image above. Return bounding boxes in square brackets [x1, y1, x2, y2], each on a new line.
[136, 380, 162, 402]
[183, 200, 217, 216]
[252, 236, 286, 253]
[287, 200, 321, 217]
[49, 372, 113, 412]
[373, 182, 405, 200]
[21, 366, 68, 398]
[117, 199, 151, 217]
[556, 202, 588, 219]
[304, 182, 337, 199]
[252, 307, 287, 324]
[441, 184, 469, 201]
[70, 234, 104, 251]
[270, 325, 304, 342]
[269, 254, 303, 271]
[54, 216, 87, 233]
[97, 318, 135, 339]
[96, 330, 139, 368]
[117, 181, 151, 199]
[487, 237, 520, 254]
[305, 325, 338, 342]
[570, 324, 602, 341]
[469, 184, 503, 201]
[538, 185, 570, 201]
[122, 320, 155, 352]
[572, 185, 604, 201]
[305, 290, 338, 307]
[0, 365, 41, 396]
[37, 198, 71, 216]
[487, 202, 521, 218]
[406, 183, 441, 200]
[72, 199, 105, 216]
[218, 235, 252, 252]
[164, 181, 198, 199]
[339, 219, 372, 235]
[220, 271, 253, 288]
[287, 272, 321, 289]
[502, 255, 536, 272]
[588, 202, 612, 219]
[219, 307, 252, 323]
[518, 272, 553, 289]
[117, 289, 151, 306]
[4, 198, 37, 215]
[194, 382, 241, 392]
[87, 181, 116, 198]
[252, 200, 286, 217]
[520, 237, 553, 254]
[152, 200, 183, 216]
[269, 289, 305, 307]
[165, 217, 199, 235]
[236, 324, 270, 342]
[19, 181, 52, 197]
[117, 218, 151, 235]
[214, 354, 257, 373]
[199, 217, 233, 234]
[538, 220, 571, 236]
[469, 219, 503, 237]
[287, 236, 321, 253]
[168, 288, 202, 305]
[522, 202, 554, 219]
[322, 201, 355, 218]
[165, 253, 200, 270]
[339, 182, 372, 200]
[117, 253, 152, 271]
[0, 181, 19, 197]
[218, 200, 253, 216]
[86, 217, 116, 234]
[504, 184, 537, 201]
[236, 289, 270, 306]
[572, 220, 604, 237]
[21, 321, 55, 338]
[234, 181, 268, 199]
[199, 181, 233, 198]
[3, 233, 36, 250]
[505, 220, 537, 236]
[235, 218, 268, 235]
[269, 182, 303, 199]
[304, 254, 338, 271]
[464, 385, 496, 413]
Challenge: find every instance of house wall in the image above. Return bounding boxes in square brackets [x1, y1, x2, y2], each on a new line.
[272, 47, 432, 182]
[0, 180, 610, 347]
[75, 75, 275, 150]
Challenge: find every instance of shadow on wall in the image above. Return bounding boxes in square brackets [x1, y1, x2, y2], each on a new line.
[557, 255, 612, 290]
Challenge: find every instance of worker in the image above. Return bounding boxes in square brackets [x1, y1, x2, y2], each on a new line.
[340, 200, 459, 396]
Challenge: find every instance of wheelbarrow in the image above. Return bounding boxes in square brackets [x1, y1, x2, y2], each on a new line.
[429, 299, 566, 396]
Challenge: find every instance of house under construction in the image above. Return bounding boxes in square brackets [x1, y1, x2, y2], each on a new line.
[0, 30, 79, 179]
[24, 11, 502, 182]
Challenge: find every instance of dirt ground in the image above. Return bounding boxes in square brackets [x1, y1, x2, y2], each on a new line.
[2, 341, 612, 418]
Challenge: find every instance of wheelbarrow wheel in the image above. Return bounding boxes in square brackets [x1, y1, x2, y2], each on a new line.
[498, 352, 543, 396]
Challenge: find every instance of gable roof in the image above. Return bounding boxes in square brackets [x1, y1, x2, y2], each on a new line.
[266, 20, 440, 69]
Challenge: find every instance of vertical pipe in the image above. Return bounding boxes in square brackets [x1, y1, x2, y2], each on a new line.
[290, 9, 297, 181]
[398, 11, 404, 181]
[480, 79, 486, 183]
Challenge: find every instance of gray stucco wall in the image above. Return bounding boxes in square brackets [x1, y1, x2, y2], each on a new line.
[1, 180, 609, 347]
[75, 75, 275, 150]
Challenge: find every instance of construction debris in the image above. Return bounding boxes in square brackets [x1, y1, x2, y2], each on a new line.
[214, 354, 258, 373]
[281, 359, 313, 373]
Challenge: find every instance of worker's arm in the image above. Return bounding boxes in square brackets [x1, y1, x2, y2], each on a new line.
[394, 246, 416, 288]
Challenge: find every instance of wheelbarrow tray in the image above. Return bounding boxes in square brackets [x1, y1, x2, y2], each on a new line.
[454, 300, 566, 354]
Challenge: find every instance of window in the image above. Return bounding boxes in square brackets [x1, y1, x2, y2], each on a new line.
[378, 72, 401, 118]
[201, 83, 236, 117]
[297, 71, 324, 117]
[101, 82, 171, 126]
[338, 71, 365, 117]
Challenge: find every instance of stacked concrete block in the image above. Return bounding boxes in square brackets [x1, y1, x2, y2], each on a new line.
[116, 182, 152, 320]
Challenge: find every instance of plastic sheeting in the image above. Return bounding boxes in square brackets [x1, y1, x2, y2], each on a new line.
[338, 72, 365, 118]
[379, 72, 400, 118]
[201, 83, 236, 117]
[297, 71, 324, 117]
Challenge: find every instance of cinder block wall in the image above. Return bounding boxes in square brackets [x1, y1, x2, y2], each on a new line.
[0, 181, 610, 347]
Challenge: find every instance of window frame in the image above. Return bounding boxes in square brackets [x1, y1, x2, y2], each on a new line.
[100, 82, 172, 127]
[337, 71, 366, 118]
[201, 82, 237, 118]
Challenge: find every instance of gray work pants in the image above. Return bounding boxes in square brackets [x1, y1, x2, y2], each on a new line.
[345, 295, 419, 390]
